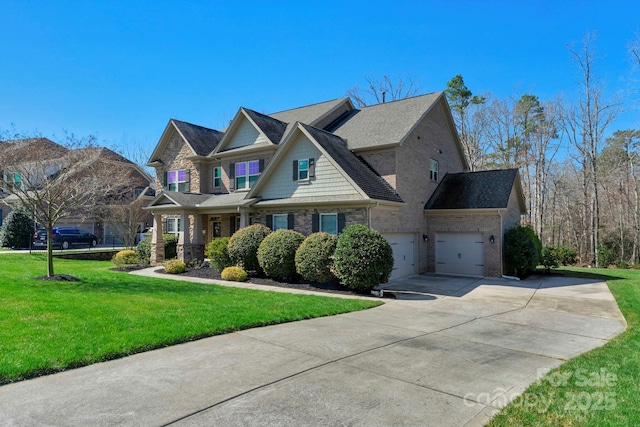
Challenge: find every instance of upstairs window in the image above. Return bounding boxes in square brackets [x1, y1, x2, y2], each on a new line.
[232, 160, 263, 190]
[213, 166, 222, 188]
[430, 159, 439, 182]
[293, 158, 315, 182]
[166, 169, 189, 192]
[5, 172, 22, 190]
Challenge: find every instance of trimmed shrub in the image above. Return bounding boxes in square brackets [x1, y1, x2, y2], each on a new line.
[135, 234, 178, 263]
[504, 226, 539, 277]
[334, 224, 394, 292]
[164, 234, 178, 260]
[112, 249, 140, 267]
[540, 246, 559, 271]
[597, 244, 615, 268]
[205, 237, 233, 272]
[0, 206, 33, 249]
[164, 259, 186, 274]
[221, 266, 248, 282]
[257, 229, 305, 280]
[554, 245, 577, 266]
[295, 232, 337, 284]
[227, 224, 271, 273]
[521, 225, 542, 264]
[187, 258, 205, 269]
[617, 261, 629, 270]
[136, 236, 151, 262]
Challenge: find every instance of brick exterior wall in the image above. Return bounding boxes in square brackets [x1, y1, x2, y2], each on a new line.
[366, 98, 467, 274]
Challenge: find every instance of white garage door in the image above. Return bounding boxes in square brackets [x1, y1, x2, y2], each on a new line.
[384, 233, 415, 281]
[435, 233, 484, 276]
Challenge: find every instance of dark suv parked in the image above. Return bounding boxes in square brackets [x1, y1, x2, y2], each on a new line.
[33, 227, 98, 249]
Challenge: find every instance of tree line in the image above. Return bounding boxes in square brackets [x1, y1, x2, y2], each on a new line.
[445, 32, 639, 267]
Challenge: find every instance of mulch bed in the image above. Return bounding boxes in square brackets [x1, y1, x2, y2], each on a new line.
[35, 274, 82, 282]
[159, 266, 369, 296]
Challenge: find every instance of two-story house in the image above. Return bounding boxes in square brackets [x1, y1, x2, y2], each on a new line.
[146, 92, 525, 279]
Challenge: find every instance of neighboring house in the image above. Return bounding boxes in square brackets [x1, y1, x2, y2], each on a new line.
[0, 138, 155, 245]
[146, 92, 525, 279]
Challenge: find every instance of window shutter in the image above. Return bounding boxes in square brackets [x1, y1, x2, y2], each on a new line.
[259, 158, 264, 172]
[292, 160, 298, 181]
[185, 169, 190, 193]
[266, 214, 273, 230]
[230, 216, 236, 234]
[287, 213, 294, 230]
[163, 171, 168, 189]
[309, 158, 315, 178]
[337, 213, 346, 233]
[312, 213, 319, 233]
[229, 163, 235, 190]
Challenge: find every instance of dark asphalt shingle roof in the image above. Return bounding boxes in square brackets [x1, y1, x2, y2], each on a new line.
[332, 92, 443, 150]
[269, 98, 350, 127]
[425, 169, 519, 210]
[243, 109, 288, 144]
[172, 119, 224, 156]
[300, 123, 403, 204]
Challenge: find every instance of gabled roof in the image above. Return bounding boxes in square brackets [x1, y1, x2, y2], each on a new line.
[212, 108, 287, 154]
[0, 137, 68, 159]
[172, 120, 224, 156]
[425, 169, 524, 211]
[301, 124, 403, 203]
[243, 109, 288, 144]
[147, 191, 212, 208]
[147, 119, 223, 164]
[269, 97, 352, 128]
[331, 92, 443, 150]
[248, 122, 403, 204]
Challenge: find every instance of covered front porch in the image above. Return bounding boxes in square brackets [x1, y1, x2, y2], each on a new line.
[145, 191, 256, 264]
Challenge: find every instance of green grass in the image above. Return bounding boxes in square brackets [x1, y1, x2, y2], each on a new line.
[0, 254, 381, 385]
[487, 267, 640, 426]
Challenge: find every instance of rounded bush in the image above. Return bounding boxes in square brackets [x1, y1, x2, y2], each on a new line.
[227, 224, 271, 273]
[295, 232, 337, 284]
[334, 224, 394, 292]
[504, 226, 539, 277]
[112, 249, 140, 267]
[164, 259, 186, 274]
[205, 237, 233, 272]
[136, 236, 151, 262]
[0, 206, 32, 249]
[555, 245, 577, 266]
[258, 229, 305, 280]
[221, 266, 248, 282]
[540, 246, 559, 271]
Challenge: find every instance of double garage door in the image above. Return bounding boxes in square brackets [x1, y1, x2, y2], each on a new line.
[384, 233, 415, 281]
[435, 232, 485, 276]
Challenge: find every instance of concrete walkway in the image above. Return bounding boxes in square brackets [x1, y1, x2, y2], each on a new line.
[0, 273, 626, 426]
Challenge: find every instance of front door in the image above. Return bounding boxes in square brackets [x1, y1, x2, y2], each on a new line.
[211, 221, 221, 238]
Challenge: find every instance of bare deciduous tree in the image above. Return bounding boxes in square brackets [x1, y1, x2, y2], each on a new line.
[346, 74, 420, 107]
[0, 135, 129, 277]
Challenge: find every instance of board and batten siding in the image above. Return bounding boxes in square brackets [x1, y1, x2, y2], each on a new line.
[226, 118, 270, 150]
[259, 134, 361, 199]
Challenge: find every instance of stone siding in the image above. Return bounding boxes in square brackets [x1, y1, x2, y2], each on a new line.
[154, 129, 202, 193]
[252, 207, 367, 236]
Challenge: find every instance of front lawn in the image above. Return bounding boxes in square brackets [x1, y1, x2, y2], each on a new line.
[488, 267, 640, 426]
[0, 254, 381, 385]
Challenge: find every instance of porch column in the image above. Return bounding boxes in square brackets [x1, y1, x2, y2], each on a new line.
[150, 214, 164, 264]
[239, 209, 250, 228]
[178, 211, 190, 261]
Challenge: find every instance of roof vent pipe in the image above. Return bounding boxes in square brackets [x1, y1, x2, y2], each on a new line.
[382, 90, 386, 103]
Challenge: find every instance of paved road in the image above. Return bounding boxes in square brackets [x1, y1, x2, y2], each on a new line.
[0, 274, 626, 426]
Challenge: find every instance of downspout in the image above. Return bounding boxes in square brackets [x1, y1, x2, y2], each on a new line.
[498, 209, 504, 277]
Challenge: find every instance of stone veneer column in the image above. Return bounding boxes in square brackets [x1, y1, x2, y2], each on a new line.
[150, 215, 164, 264]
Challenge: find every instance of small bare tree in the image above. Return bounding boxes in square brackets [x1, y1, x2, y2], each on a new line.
[346, 74, 420, 107]
[0, 136, 128, 277]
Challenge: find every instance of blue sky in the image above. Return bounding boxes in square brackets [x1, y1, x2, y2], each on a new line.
[1, 0, 638, 159]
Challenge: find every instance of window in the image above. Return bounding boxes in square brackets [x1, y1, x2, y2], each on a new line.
[293, 158, 315, 182]
[298, 159, 309, 180]
[430, 159, 439, 181]
[272, 214, 288, 231]
[164, 217, 183, 234]
[320, 214, 338, 236]
[5, 172, 22, 190]
[213, 167, 222, 188]
[167, 169, 189, 192]
[235, 160, 260, 190]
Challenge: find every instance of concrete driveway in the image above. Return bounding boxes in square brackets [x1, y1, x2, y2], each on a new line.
[0, 274, 626, 426]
